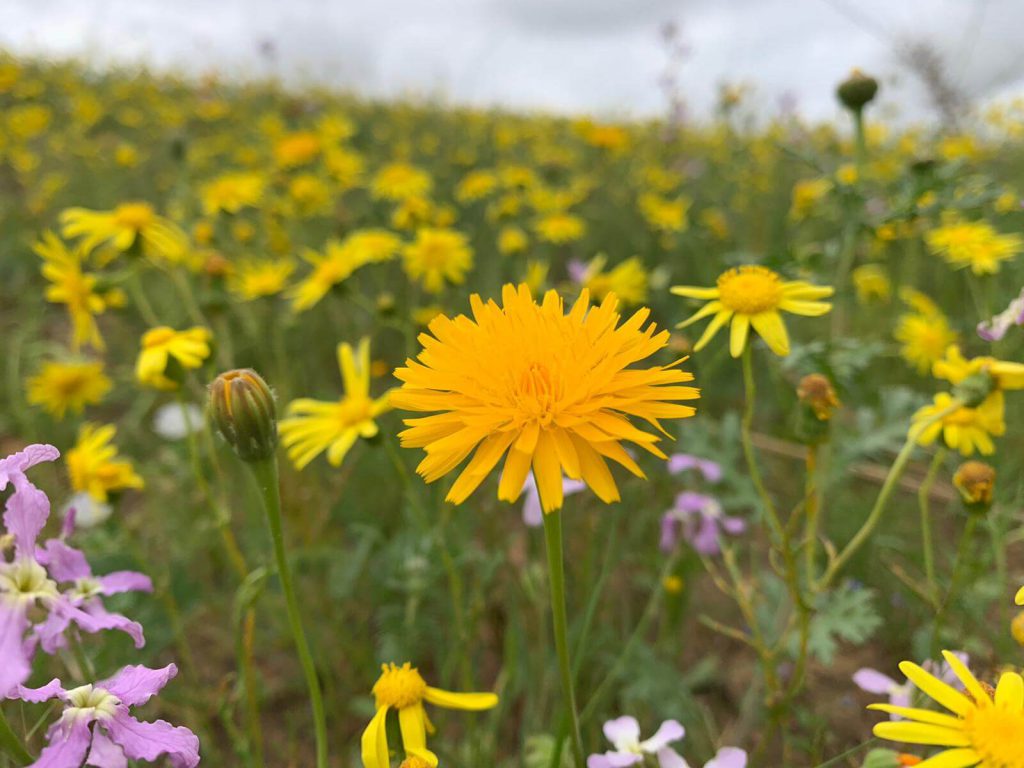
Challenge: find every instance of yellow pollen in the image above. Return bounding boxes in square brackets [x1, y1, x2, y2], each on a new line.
[716, 265, 784, 314]
[373, 662, 428, 709]
[963, 704, 1024, 767]
[113, 202, 155, 230]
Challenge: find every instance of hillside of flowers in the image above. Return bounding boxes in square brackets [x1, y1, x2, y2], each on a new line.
[1, 54, 1023, 767]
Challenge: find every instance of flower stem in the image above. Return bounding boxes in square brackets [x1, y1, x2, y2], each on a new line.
[250, 457, 328, 768]
[0, 707, 31, 765]
[542, 508, 586, 768]
[803, 445, 820, 584]
[918, 448, 946, 607]
[127, 265, 161, 326]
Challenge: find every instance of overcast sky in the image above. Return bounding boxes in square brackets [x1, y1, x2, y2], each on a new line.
[1, 0, 1022, 122]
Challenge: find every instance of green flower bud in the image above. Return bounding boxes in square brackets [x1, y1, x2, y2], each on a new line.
[209, 369, 278, 462]
[837, 69, 879, 112]
[952, 371, 996, 408]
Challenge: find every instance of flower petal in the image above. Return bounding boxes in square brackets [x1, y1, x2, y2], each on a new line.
[100, 664, 177, 707]
[898, 661, 972, 716]
[749, 311, 790, 356]
[423, 687, 499, 711]
[103, 713, 200, 768]
[729, 314, 750, 358]
[361, 706, 390, 768]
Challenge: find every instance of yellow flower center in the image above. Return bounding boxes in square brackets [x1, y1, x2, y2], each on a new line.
[113, 202, 155, 230]
[0, 559, 59, 603]
[400, 758, 432, 768]
[517, 362, 564, 425]
[337, 396, 373, 427]
[717, 266, 784, 314]
[373, 663, 427, 709]
[964, 704, 1024, 767]
[65, 685, 120, 722]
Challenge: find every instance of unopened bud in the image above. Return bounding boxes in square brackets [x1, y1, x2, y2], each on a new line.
[837, 69, 879, 112]
[798, 374, 841, 421]
[952, 461, 995, 513]
[209, 369, 278, 462]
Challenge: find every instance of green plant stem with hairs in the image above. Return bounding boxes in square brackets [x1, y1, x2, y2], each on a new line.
[249, 456, 328, 768]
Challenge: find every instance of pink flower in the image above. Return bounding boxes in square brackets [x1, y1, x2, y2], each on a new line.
[587, 716, 747, 768]
[16, 664, 200, 767]
[666, 453, 722, 483]
[660, 492, 746, 555]
[521, 472, 586, 526]
[978, 287, 1024, 341]
[853, 652, 968, 720]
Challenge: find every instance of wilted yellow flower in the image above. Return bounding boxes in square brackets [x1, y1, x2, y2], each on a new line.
[576, 255, 648, 305]
[534, 211, 585, 244]
[61, 202, 188, 263]
[925, 215, 1023, 275]
[136, 326, 213, 390]
[371, 162, 432, 201]
[401, 228, 473, 293]
[67, 423, 144, 502]
[279, 339, 393, 470]
[228, 259, 295, 301]
[26, 360, 112, 419]
[672, 265, 833, 357]
[851, 264, 891, 304]
[200, 171, 265, 216]
[952, 460, 996, 508]
[392, 284, 699, 512]
[789, 178, 832, 220]
[912, 391, 1004, 456]
[638, 193, 691, 234]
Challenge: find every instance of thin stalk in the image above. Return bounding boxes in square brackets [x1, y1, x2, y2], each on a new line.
[249, 458, 328, 768]
[127, 266, 161, 326]
[918, 448, 946, 606]
[932, 515, 980, 654]
[542, 509, 585, 768]
[239, 609, 264, 768]
[803, 445, 820, 584]
[0, 707, 32, 765]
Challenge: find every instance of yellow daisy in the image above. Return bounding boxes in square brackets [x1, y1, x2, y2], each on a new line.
[288, 231, 400, 312]
[671, 265, 833, 357]
[926, 215, 1023, 275]
[534, 212, 585, 244]
[371, 162, 433, 201]
[869, 650, 1024, 768]
[135, 326, 213, 390]
[278, 339, 394, 470]
[199, 171, 265, 216]
[392, 284, 699, 513]
[67, 423, 144, 502]
[227, 258, 295, 301]
[361, 662, 498, 768]
[26, 360, 112, 419]
[60, 202, 188, 263]
[895, 290, 958, 375]
[912, 392, 1005, 456]
[401, 228, 473, 294]
[576, 255, 648, 306]
[933, 345, 1024, 392]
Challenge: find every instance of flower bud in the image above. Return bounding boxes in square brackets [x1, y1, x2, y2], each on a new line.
[1012, 611, 1024, 647]
[952, 371, 996, 408]
[209, 369, 278, 462]
[952, 461, 995, 513]
[794, 373, 840, 445]
[836, 69, 879, 112]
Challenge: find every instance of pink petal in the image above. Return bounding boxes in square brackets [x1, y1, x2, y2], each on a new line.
[641, 720, 685, 751]
[0, 601, 31, 697]
[852, 668, 898, 694]
[16, 678, 66, 703]
[588, 754, 644, 768]
[704, 747, 747, 768]
[0, 445, 60, 491]
[38, 540, 92, 583]
[603, 716, 641, 748]
[656, 747, 689, 768]
[101, 664, 178, 707]
[29, 717, 93, 768]
[98, 572, 153, 595]
[58, 601, 145, 649]
[104, 713, 200, 768]
[86, 730, 128, 768]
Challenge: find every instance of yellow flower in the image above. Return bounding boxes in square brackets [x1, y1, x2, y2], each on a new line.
[534, 212, 585, 244]
[672, 265, 833, 357]
[287, 174, 332, 216]
[289, 230, 401, 312]
[361, 662, 498, 768]
[912, 391, 1004, 456]
[1017, 586, 1023, 606]
[273, 131, 320, 168]
[497, 225, 528, 255]
[868, 650, 1024, 768]
[67, 423, 144, 502]
[60, 202, 188, 263]
[401, 228, 473, 293]
[392, 284, 699, 512]
[638, 193, 691, 234]
[789, 178, 832, 220]
[895, 290, 958, 375]
[35, 231, 115, 352]
[135, 326, 213, 390]
[699, 208, 730, 240]
[372, 162, 433, 201]
[933, 345, 1024, 392]
[852, 264, 891, 304]
[577, 255, 648, 306]
[279, 339, 393, 470]
[836, 163, 858, 186]
[455, 169, 498, 202]
[324, 148, 365, 190]
[200, 171, 265, 215]
[228, 259, 295, 301]
[26, 360, 112, 419]
[926, 216, 1023, 275]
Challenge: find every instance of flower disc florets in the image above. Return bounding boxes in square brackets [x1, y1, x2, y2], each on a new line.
[373, 663, 428, 710]
[716, 266, 784, 314]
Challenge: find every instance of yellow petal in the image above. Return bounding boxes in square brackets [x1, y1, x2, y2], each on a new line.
[423, 687, 499, 711]
[873, 721, 970, 747]
[941, 651, 991, 708]
[866, 704, 964, 729]
[898, 661, 972, 716]
[398, 703, 437, 766]
[915, 749, 981, 768]
[675, 300, 724, 330]
[1016, 585, 1024, 605]
[749, 311, 790, 356]
[532, 430, 564, 513]
[691, 309, 732, 352]
[729, 314, 750, 358]
[497, 447, 533, 503]
[777, 299, 832, 317]
[670, 286, 719, 299]
[361, 706, 390, 768]
[994, 671, 1024, 711]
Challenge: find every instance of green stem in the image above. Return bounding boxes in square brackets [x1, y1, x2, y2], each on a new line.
[0, 707, 32, 765]
[127, 266, 161, 326]
[818, 401, 962, 590]
[249, 458, 328, 768]
[932, 515, 979, 654]
[739, 346, 786, 546]
[542, 509, 585, 768]
[918, 448, 946, 606]
[803, 445, 820, 584]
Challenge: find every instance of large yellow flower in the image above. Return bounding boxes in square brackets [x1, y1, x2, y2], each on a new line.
[392, 284, 699, 513]
[279, 339, 393, 470]
[67, 423, 144, 502]
[401, 228, 473, 294]
[135, 326, 213, 390]
[26, 360, 112, 419]
[35, 231, 119, 351]
[926, 216, 1023, 275]
[912, 392, 1005, 456]
[672, 265, 833, 357]
[361, 662, 498, 768]
[60, 202, 188, 263]
[869, 650, 1024, 768]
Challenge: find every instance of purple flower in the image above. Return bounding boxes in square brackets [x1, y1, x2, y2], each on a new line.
[521, 472, 586, 527]
[978, 288, 1024, 341]
[666, 454, 722, 483]
[660, 492, 746, 555]
[853, 652, 969, 720]
[1, 445, 148, 697]
[587, 716, 686, 768]
[16, 664, 200, 767]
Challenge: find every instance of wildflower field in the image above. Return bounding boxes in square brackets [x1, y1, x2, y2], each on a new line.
[2, 55, 1024, 768]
